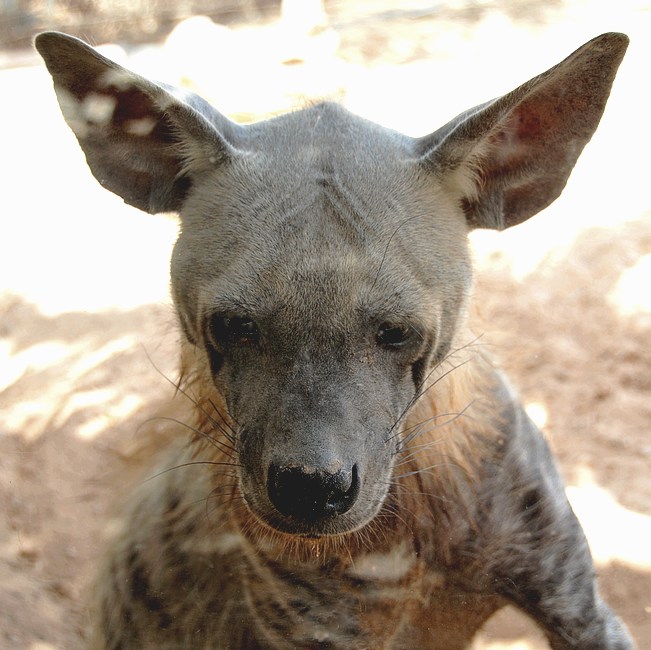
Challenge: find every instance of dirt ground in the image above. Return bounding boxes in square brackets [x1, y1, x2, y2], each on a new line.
[1, 1, 650, 648]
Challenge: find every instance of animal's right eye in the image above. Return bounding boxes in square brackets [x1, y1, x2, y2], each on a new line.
[209, 315, 260, 347]
[376, 322, 414, 349]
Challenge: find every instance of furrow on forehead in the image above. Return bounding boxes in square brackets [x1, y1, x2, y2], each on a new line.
[316, 170, 375, 247]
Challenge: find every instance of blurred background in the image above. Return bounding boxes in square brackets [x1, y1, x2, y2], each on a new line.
[1, 1, 650, 648]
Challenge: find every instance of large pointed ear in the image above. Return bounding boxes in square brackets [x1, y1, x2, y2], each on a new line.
[35, 31, 244, 214]
[418, 32, 628, 230]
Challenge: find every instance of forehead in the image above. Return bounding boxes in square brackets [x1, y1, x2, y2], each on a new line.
[178, 104, 470, 320]
[201, 221, 435, 329]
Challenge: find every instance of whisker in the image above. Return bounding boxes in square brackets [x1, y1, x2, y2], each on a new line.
[392, 447, 476, 483]
[141, 345, 238, 444]
[398, 403, 475, 435]
[203, 486, 241, 498]
[398, 400, 477, 450]
[144, 461, 241, 484]
[379, 499, 415, 530]
[139, 415, 236, 458]
[386, 335, 484, 441]
[388, 481, 451, 503]
[208, 398, 238, 443]
[393, 442, 445, 467]
[392, 462, 458, 480]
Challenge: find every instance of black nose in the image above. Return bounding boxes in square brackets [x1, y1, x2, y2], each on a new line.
[267, 463, 360, 522]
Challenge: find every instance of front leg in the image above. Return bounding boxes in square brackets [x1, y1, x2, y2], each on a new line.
[543, 599, 634, 650]
[475, 384, 634, 649]
[498, 498, 634, 649]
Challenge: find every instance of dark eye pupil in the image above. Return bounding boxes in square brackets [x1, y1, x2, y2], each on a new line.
[211, 315, 259, 345]
[377, 323, 411, 347]
[231, 318, 257, 337]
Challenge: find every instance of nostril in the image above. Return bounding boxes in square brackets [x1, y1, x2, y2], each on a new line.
[267, 463, 360, 522]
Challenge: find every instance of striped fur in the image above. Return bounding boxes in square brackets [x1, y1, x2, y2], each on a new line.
[36, 31, 633, 649]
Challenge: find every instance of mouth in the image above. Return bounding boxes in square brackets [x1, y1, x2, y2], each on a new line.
[251, 507, 371, 539]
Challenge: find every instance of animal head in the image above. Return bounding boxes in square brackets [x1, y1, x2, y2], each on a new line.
[36, 32, 627, 538]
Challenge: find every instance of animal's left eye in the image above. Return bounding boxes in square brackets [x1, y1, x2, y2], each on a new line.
[210, 314, 260, 346]
[376, 322, 413, 348]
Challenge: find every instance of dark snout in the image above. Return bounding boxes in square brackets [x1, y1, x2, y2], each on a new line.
[236, 377, 401, 536]
[267, 463, 360, 523]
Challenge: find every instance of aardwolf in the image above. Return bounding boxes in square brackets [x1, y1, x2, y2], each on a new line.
[36, 31, 632, 649]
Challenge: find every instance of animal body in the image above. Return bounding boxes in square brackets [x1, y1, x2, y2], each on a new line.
[36, 31, 633, 649]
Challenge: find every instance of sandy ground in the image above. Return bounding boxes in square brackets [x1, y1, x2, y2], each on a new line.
[1, 1, 650, 648]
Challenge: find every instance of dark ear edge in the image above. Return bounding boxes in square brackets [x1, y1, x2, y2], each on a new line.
[418, 32, 629, 230]
[35, 31, 241, 215]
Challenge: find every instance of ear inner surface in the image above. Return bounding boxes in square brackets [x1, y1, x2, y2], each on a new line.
[35, 31, 238, 215]
[418, 32, 629, 230]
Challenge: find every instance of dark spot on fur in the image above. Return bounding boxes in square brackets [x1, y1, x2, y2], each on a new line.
[289, 598, 311, 615]
[521, 488, 541, 522]
[161, 492, 182, 544]
[261, 599, 293, 634]
[129, 563, 152, 603]
[161, 526, 173, 545]
[126, 547, 139, 572]
[106, 637, 124, 650]
[349, 576, 371, 593]
[173, 174, 192, 203]
[126, 548, 172, 630]
[523, 588, 542, 606]
[167, 490, 181, 512]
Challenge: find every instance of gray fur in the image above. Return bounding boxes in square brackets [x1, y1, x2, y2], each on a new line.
[36, 31, 633, 648]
